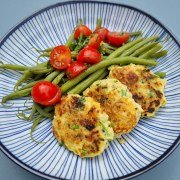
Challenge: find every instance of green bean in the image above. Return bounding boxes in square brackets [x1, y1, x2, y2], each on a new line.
[107, 37, 143, 58]
[65, 33, 75, 47]
[14, 70, 32, 90]
[34, 74, 44, 80]
[19, 80, 42, 90]
[34, 103, 54, 118]
[2, 87, 32, 103]
[96, 70, 108, 80]
[0, 61, 48, 71]
[29, 67, 53, 74]
[52, 72, 65, 84]
[78, 19, 83, 26]
[37, 52, 51, 60]
[61, 57, 157, 93]
[36, 61, 49, 67]
[101, 43, 117, 50]
[45, 70, 61, 82]
[38, 52, 51, 58]
[151, 50, 168, 59]
[68, 69, 106, 94]
[31, 115, 43, 142]
[16, 107, 32, 121]
[96, 18, 102, 28]
[154, 72, 166, 78]
[139, 44, 162, 58]
[0, 64, 30, 71]
[121, 36, 159, 57]
[35, 47, 53, 53]
[28, 103, 37, 120]
[30, 106, 54, 143]
[129, 31, 142, 37]
[104, 49, 114, 54]
[102, 56, 108, 60]
[130, 42, 158, 57]
[43, 106, 54, 112]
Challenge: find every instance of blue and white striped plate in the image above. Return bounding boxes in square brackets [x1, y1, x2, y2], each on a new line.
[0, 1, 179, 180]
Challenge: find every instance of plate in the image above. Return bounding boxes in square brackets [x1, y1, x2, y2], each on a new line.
[0, 1, 180, 180]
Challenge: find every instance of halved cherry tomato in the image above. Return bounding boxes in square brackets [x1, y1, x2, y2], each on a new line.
[74, 25, 92, 39]
[66, 62, 87, 79]
[94, 27, 109, 41]
[31, 81, 61, 106]
[50, 45, 71, 70]
[107, 32, 130, 46]
[77, 47, 101, 64]
[87, 34, 102, 49]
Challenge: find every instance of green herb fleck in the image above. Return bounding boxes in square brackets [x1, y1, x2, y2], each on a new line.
[82, 148, 87, 155]
[70, 124, 79, 130]
[80, 97, 86, 103]
[79, 97, 86, 110]
[149, 90, 154, 98]
[73, 96, 86, 110]
[58, 142, 63, 146]
[101, 123, 110, 136]
[61, 77, 67, 84]
[74, 35, 89, 53]
[141, 79, 145, 84]
[121, 89, 127, 97]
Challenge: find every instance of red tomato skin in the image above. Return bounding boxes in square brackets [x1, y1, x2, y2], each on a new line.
[94, 27, 109, 41]
[50, 45, 71, 70]
[77, 47, 101, 64]
[31, 81, 61, 106]
[87, 34, 102, 49]
[74, 25, 92, 39]
[107, 32, 130, 46]
[66, 62, 87, 79]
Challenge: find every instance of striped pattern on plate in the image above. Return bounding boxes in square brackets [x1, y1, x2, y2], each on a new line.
[0, 1, 179, 180]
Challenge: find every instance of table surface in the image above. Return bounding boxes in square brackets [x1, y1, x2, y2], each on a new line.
[0, 0, 179, 180]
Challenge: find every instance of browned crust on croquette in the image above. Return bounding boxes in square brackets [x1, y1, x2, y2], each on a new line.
[53, 95, 108, 158]
[109, 65, 166, 117]
[83, 79, 142, 135]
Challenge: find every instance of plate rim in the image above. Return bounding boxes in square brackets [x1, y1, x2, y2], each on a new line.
[0, 1, 179, 180]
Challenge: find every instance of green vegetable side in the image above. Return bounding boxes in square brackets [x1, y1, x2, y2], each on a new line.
[0, 18, 168, 142]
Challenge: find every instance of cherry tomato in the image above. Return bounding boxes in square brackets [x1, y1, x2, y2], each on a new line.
[77, 47, 101, 64]
[74, 25, 92, 39]
[107, 32, 130, 46]
[50, 45, 71, 70]
[87, 34, 102, 49]
[66, 62, 87, 79]
[94, 27, 109, 41]
[31, 81, 61, 106]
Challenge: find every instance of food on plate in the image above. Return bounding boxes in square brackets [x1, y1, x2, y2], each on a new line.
[107, 32, 130, 46]
[0, 18, 168, 157]
[31, 81, 61, 106]
[94, 27, 109, 41]
[87, 33, 102, 49]
[74, 25, 92, 39]
[50, 45, 72, 70]
[76, 46, 102, 64]
[53, 94, 114, 157]
[109, 64, 167, 117]
[83, 79, 143, 136]
[66, 61, 87, 79]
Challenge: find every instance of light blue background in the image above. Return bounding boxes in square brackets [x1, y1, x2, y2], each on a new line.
[0, 0, 179, 180]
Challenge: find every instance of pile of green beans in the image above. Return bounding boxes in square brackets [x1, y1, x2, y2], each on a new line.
[0, 18, 168, 142]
